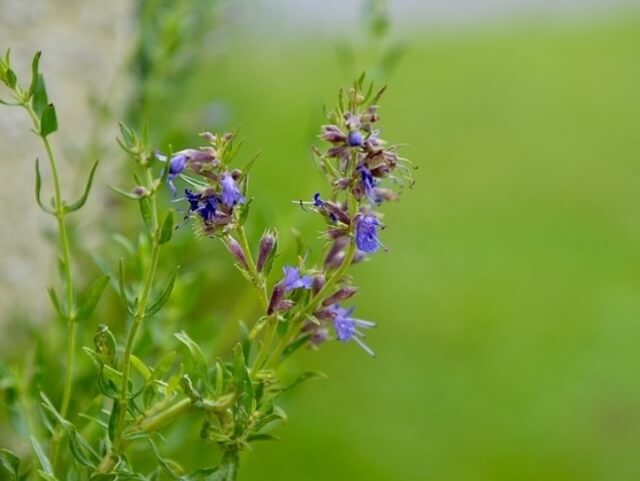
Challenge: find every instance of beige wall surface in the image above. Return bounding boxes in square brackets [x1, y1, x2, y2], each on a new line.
[0, 0, 131, 328]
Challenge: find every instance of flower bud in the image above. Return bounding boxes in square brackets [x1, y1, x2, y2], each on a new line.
[225, 237, 248, 271]
[131, 186, 149, 198]
[312, 274, 325, 295]
[257, 229, 277, 273]
[199, 131, 216, 143]
[322, 286, 358, 306]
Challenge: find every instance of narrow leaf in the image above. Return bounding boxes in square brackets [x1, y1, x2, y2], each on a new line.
[0, 448, 20, 480]
[30, 436, 53, 475]
[46, 287, 65, 319]
[108, 184, 143, 200]
[159, 210, 174, 244]
[174, 331, 208, 383]
[65, 159, 99, 213]
[145, 267, 178, 317]
[34, 159, 54, 214]
[28, 51, 42, 98]
[75, 274, 109, 322]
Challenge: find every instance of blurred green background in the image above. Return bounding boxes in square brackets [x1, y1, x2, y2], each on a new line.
[214, 13, 640, 481]
[2, 2, 640, 480]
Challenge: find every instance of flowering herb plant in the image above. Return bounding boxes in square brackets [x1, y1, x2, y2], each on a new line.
[0, 51, 412, 480]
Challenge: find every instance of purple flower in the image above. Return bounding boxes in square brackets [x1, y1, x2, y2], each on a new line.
[331, 304, 376, 356]
[157, 151, 188, 196]
[220, 173, 245, 207]
[357, 166, 380, 205]
[355, 213, 383, 253]
[184, 189, 218, 223]
[347, 130, 364, 147]
[267, 265, 314, 314]
[280, 266, 313, 292]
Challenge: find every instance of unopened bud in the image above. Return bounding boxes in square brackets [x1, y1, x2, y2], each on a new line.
[132, 186, 149, 198]
[225, 237, 248, 271]
[312, 274, 325, 295]
[200, 131, 216, 143]
[256, 229, 277, 273]
[322, 286, 358, 306]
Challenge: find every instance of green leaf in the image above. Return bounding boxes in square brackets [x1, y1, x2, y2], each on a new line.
[118, 122, 135, 149]
[65, 159, 99, 213]
[75, 274, 109, 322]
[145, 267, 178, 317]
[130, 355, 151, 381]
[5, 68, 17, 89]
[107, 400, 120, 443]
[28, 51, 42, 98]
[94, 324, 117, 366]
[46, 287, 65, 319]
[239, 320, 250, 360]
[34, 159, 54, 214]
[174, 331, 208, 384]
[138, 197, 152, 232]
[280, 334, 312, 362]
[159, 210, 174, 244]
[247, 433, 280, 442]
[118, 258, 133, 314]
[31, 74, 48, 117]
[40, 103, 58, 137]
[280, 371, 326, 392]
[233, 343, 254, 415]
[30, 436, 53, 475]
[0, 448, 20, 480]
[109, 184, 143, 200]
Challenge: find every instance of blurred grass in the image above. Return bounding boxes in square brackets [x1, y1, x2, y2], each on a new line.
[163, 13, 640, 481]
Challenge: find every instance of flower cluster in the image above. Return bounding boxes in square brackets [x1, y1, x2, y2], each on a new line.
[159, 133, 247, 237]
[287, 77, 413, 355]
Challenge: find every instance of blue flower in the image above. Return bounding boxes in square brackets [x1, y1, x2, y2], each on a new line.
[184, 189, 218, 223]
[184, 189, 201, 211]
[199, 195, 219, 222]
[220, 173, 245, 207]
[313, 192, 324, 208]
[347, 130, 363, 147]
[157, 151, 188, 196]
[331, 304, 376, 356]
[281, 266, 313, 292]
[355, 213, 383, 253]
[357, 166, 380, 205]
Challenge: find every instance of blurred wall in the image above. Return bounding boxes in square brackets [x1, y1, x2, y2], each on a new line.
[0, 0, 132, 323]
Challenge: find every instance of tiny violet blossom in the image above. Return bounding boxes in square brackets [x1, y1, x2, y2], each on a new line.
[220, 173, 245, 207]
[357, 165, 380, 205]
[184, 189, 218, 223]
[157, 151, 188, 196]
[355, 213, 384, 253]
[347, 130, 364, 147]
[281, 266, 313, 291]
[331, 304, 376, 356]
[267, 266, 314, 315]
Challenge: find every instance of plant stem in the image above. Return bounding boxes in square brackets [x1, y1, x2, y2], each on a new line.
[235, 226, 268, 310]
[113, 168, 161, 454]
[24, 104, 78, 469]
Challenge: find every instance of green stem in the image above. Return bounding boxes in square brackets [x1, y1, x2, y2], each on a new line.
[113, 168, 161, 454]
[235, 226, 268, 310]
[24, 105, 78, 469]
